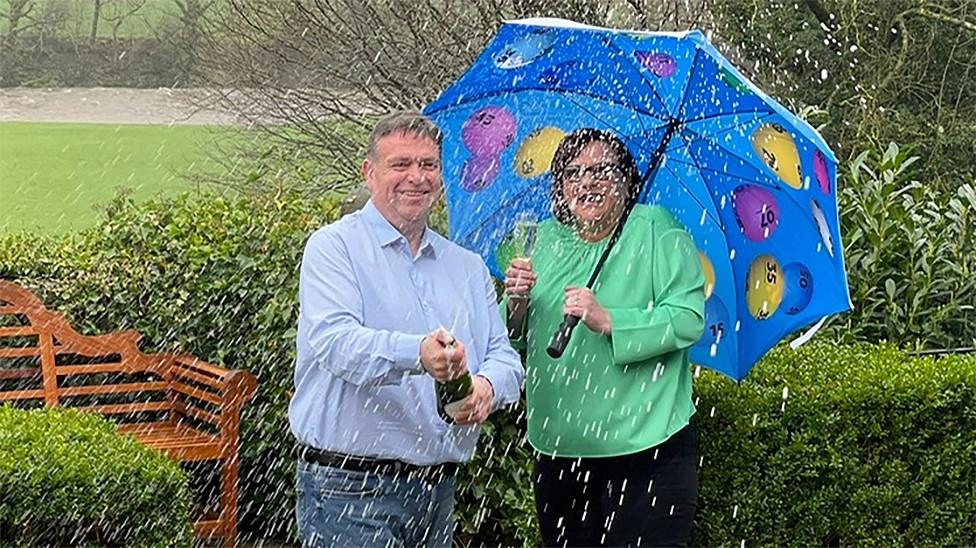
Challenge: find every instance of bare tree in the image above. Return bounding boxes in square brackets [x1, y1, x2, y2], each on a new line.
[2, 0, 37, 43]
[99, 0, 148, 41]
[89, 0, 102, 43]
[196, 0, 713, 195]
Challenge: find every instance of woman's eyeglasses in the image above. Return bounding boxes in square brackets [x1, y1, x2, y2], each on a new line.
[562, 163, 624, 184]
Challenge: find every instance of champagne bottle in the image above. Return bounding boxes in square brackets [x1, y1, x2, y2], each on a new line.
[437, 371, 473, 423]
[436, 339, 473, 423]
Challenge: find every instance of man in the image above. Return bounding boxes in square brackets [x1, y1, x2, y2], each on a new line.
[289, 111, 524, 547]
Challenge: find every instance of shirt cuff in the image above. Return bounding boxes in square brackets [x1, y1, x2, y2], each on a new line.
[392, 332, 426, 372]
[475, 373, 500, 411]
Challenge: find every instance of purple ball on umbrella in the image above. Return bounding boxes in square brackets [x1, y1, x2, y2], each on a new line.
[462, 107, 517, 157]
[814, 150, 831, 195]
[733, 185, 780, 242]
[635, 51, 677, 78]
[460, 155, 500, 192]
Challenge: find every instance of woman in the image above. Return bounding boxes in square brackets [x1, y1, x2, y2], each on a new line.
[504, 129, 705, 547]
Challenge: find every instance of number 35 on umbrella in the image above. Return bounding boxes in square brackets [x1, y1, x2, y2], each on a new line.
[747, 255, 784, 320]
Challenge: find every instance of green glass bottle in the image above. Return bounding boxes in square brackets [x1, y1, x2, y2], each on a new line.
[437, 372, 473, 423]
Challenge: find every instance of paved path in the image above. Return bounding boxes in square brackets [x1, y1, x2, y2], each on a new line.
[0, 87, 241, 125]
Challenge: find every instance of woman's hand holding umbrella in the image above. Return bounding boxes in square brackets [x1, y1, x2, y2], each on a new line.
[563, 286, 612, 335]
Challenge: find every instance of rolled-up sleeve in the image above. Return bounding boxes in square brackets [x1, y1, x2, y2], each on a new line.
[475, 265, 524, 410]
[299, 229, 424, 386]
[607, 228, 705, 365]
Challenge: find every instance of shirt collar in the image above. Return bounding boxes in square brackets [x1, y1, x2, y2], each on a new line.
[362, 199, 439, 258]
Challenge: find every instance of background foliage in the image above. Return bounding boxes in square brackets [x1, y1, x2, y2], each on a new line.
[693, 343, 976, 546]
[2, 188, 974, 544]
[1, 193, 334, 539]
[2, 0, 974, 544]
[710, 0, 976, 189]
[0, 406, 193, 546]
[829, 142, 976, 349]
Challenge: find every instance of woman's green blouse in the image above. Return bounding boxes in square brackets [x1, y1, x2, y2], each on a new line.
[504, 204, 706, 457]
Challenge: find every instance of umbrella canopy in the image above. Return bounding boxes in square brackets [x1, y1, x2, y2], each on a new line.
[423, 18, 851, 381]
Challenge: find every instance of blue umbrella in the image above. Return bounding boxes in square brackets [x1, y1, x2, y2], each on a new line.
[423, 18, 851, 381]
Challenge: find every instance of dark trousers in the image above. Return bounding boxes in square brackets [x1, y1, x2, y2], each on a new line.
[533, 422, 698, 547]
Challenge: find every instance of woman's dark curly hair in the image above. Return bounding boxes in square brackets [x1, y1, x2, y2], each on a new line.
[549, 129, 642, 225]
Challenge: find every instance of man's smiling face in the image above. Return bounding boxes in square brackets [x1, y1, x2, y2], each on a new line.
[363, 131, 443, 231]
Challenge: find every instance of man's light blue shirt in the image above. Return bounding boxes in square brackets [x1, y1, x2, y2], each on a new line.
[289, 200, 524, 465]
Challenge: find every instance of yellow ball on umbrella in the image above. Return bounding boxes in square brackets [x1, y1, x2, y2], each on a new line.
[514, 126, 566, 178]
[746, 254, 784, 320]
[698, 251, 715, 299]
[752, 123, 803, 189]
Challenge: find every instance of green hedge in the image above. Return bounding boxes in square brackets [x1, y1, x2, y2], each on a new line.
[693, 343, 976, 546]
[0, 406, 192, 546]
[0, 192, 338, 540]
[2, 193, 974, 545]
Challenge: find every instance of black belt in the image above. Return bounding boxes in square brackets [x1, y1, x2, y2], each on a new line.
[298, 445, 458, 479]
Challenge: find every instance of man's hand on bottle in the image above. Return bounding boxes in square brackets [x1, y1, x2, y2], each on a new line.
[453, 375, 494, 426]
[419, 327, 467, 381]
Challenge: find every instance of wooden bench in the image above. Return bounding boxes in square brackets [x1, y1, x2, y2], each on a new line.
[0, 281, 257, 547]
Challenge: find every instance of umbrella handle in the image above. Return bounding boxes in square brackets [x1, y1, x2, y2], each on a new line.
[546, 314, 581, 359]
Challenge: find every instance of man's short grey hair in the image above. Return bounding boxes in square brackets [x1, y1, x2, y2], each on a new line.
[366, 111, 443, 160]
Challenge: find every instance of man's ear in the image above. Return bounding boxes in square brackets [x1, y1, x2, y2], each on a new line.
[341, 183, 371, 216]
[361, 158, 372, 187]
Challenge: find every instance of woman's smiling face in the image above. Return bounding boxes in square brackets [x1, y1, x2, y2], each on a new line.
[561, 141, 627, 231]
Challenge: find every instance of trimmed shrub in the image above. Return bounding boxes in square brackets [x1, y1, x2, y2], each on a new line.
[0, 192, 339, 540]
[693, 343, 976, 546]
[0, 406, 192, 546]
[3, 193, 974, 545]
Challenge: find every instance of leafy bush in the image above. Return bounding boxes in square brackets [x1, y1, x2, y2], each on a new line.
[0, 192, 337, 540]
[0, 406, 192, 546]
[454, 406, 538, 547]
[694, 342, 976, 546]
[3, 192, 973, 545]
[833, 142, 976, 349]
[710, 0, 976, 189]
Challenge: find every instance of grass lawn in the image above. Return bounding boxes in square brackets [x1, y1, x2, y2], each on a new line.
[0, 1, 189, 39]
[0, 122, 232, 234]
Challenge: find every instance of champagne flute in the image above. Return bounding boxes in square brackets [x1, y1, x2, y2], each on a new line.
[512, 211, 538, 283]
[507, 211, 537, 338]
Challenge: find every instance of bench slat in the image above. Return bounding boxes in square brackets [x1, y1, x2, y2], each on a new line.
[0, 388, 45, 400]
[118, 423, 222, 461]
[74, 401, 171, 415]
[171, 365, 223, 389]
[176, 400, 221, 425]
[0, 369, 40, 380]
[0, 326, 37, 337]
[170, 380, 222, 406]
[174, 355, 227, 378]
[0, 347, 40, 358]
[56, 363, 130, 376]
[193, 516, 224, 539]
[60, 381, 167, 398]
